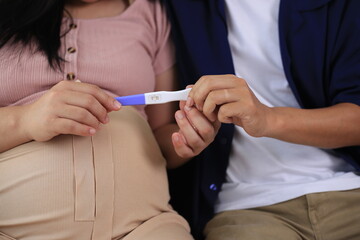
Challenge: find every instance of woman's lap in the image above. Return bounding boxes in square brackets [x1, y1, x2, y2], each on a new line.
[0, 107, 192, 240]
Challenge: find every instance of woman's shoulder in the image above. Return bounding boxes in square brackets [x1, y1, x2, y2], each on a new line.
[125, 0, 169, 33]
[130, 0, 167, 18]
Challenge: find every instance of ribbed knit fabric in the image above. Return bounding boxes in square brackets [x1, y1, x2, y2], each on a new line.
[0, 0, 175, 119]
[0, 108, 192, 240]
[0, 2, 193, 239]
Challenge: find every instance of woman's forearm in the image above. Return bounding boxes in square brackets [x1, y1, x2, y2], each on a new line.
[0, 105, 32, 153]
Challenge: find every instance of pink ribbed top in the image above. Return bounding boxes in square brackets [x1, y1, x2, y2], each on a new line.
[0, 0, 175, 118]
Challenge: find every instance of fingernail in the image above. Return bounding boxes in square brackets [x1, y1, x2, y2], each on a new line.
[89, 128, 96, 135]
[184, 105, 192, 112]
[195, 104, 202, 111]
[176, 111, 184, 120]
[104, 115, 109, 123]
[113, 100, 121, 109]
[186, 97, 193, 107]
[181, 134, 188, 145]
[173, 134, 179, 142]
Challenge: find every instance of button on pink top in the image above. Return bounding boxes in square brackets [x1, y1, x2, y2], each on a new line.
[0, 0, 175, 118]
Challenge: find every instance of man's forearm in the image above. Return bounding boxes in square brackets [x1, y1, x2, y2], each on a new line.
[267, 103, 360, 149]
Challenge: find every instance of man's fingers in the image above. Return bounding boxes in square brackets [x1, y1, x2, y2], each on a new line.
[190, 75, 241, 110]
[217, 102, 241, 124]
[201, 88, 241, 122]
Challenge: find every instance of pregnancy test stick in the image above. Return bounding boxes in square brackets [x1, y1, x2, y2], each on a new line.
[115, 88, 191, 106]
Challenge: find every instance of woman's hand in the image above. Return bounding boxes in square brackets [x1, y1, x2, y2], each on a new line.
[188, 74, 273, 138]
[172, 87, 221, 159]
[21, 80, 121, 142]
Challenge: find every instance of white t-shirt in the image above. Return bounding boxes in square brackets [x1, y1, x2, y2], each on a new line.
[215, 0, 360, 213]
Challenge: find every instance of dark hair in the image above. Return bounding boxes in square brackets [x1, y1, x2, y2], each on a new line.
[0, 0, 66, 70]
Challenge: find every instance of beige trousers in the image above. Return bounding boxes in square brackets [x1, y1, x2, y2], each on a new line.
[204, 188, 360, 240]
[0, 107, 193, 240]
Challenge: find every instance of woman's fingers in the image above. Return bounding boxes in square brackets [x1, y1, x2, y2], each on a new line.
[54, 80, 121, 112]
[52, 118, 97, 137]
[175, 110, 204, 151]
[73, 81, 121, 112]
[26, 80, 120, 141]
[183, 105, 218, 143]
[61, 91, 110, 124]
[57, 105, 101, 130]
[174, 106, 220, 158]
[171, 132, 194, 158]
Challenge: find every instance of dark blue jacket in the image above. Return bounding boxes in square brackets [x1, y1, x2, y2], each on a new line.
[164, 0, 360, 239]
